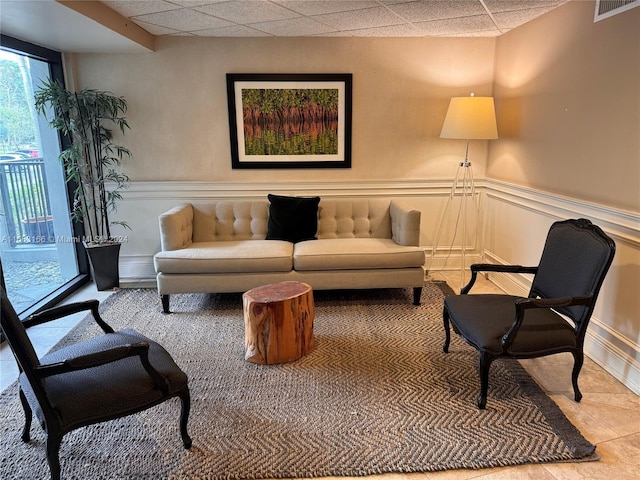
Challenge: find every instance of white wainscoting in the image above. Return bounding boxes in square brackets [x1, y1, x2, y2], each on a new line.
[484, 180, 640, 395]
[116, 179, 639, 394]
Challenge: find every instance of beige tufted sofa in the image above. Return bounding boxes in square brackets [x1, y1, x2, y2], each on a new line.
[153, 198, 425, 312]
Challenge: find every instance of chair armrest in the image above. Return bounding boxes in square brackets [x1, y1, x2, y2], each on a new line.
[390, 200, 421, 246]
[158, 203, 194, 251]
[500, 296, 592, 349]
[27, 300, 114, 334]
[470, 264, 538, 275]
[461, 264, 538, 294]
[516, 296, 591, 310]
[36, 342, 170, 395]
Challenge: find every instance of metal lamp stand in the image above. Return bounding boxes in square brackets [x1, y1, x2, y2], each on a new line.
[429, 140, 479, 290]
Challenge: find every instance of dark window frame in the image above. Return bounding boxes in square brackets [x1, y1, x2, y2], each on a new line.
[0, 35, 90, 327]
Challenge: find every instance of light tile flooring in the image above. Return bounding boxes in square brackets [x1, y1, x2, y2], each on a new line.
[1, 275, 638, 480]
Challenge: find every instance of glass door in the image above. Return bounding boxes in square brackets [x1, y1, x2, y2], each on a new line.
[0, 38, 86, 317]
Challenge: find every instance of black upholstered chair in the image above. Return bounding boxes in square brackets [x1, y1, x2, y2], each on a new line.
[443, 218, 615, 409]
[0, 286, 192, 480]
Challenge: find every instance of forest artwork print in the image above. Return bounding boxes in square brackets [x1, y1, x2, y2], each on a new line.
[227, 74, 352, 169]
[242, 88, 338, 156]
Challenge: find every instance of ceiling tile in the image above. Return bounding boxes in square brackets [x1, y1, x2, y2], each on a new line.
[274, 0, 381, 16]
[347, 22, 426, 37]
[133, 8, 234, 32]
[388, 0, 487, 22]
[251, 16, 339, 36]
[313, 6, 406, 30]
[7, 0, 571, 49]
[194, 1, 301, 24]
[102, 0, 180, 17]
[483, 0, 567, 13]
[168, 1, 228, 6]
[131, 19, 182, 36]
[492, 6, 560, 29]
[415, 15, 498, 36]
[192, 24, 272, 37]
[447, 29, 503, 37]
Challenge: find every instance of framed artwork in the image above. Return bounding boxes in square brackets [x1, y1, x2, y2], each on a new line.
[226, 73, 352, 169]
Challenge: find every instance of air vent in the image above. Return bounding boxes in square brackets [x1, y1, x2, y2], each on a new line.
[594, 0, 640, 22]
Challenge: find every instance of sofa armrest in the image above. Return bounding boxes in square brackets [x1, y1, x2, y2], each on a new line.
[158, 204, 194, 251]
[390, 201, 421, 246]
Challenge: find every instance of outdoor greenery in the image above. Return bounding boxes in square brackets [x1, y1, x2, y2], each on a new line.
[34, 79, 131, 243]
[0, 58, 37, 151]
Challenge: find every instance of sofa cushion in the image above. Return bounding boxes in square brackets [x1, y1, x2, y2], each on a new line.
[293, 238, 425, 271]
[192, 201, 269, 242]
[317, 199, 392, 239]
[266, 194, 320, 243]
[154, 240, 293, 274]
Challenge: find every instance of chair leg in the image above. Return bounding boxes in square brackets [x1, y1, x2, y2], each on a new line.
[18, 388, 32, 442]
[442, 307, 451, 353]
[179, 389, 192, 449]
[46, 433, 62, 480]
[412, 287, 422, 305]
[477, 351, 494, 410]
[571, 350, 584, 402]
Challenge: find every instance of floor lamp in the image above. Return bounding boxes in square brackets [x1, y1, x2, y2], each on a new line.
[430, 94, 498, 289]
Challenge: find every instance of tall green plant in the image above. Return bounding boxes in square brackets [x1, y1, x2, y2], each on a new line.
[34, 79, 131, 243]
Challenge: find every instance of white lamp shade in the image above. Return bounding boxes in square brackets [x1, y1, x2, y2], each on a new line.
[440, 96, 498, 140]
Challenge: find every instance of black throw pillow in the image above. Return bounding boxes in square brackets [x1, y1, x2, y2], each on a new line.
[266, 194, 320, 243]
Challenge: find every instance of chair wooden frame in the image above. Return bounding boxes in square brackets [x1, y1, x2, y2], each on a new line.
[1, 287, 192, 480]
[443, 218, 616, 409]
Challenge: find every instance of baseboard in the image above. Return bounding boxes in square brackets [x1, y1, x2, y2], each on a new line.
[585, 323, 640, 395]
[119, 254, 156, 280]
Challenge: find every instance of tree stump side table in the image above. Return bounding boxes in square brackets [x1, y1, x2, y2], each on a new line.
[243, 281, 315, 365]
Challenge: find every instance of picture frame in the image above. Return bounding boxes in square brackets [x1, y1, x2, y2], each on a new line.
[226, 73, 352, 169]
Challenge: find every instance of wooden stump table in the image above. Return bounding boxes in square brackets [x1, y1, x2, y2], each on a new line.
[243, 281, 315, 365]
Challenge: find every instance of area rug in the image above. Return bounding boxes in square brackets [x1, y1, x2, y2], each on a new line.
[0, 282, 596, 479]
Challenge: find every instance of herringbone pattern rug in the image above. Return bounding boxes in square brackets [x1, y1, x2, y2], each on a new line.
[0, 283, 596, 479]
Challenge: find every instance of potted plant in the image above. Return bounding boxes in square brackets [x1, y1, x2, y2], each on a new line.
[34, 79, 131, 290]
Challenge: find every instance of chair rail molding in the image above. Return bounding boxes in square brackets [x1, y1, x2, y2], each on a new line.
[121, 178, 465, 200]
[484, 179, 640, 247]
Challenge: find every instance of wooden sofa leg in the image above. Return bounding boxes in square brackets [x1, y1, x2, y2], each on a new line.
[161, 294, 171, 314]
[413, 287, 422, 305]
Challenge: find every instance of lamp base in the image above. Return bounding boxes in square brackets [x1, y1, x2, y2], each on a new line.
[428, 157, 479, 291]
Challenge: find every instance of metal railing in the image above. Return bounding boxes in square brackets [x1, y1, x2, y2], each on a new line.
[0, 157, 55, 246]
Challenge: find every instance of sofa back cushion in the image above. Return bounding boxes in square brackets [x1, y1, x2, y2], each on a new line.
[192, 201, 269, 242]
[317, 199, 392, 239]
[186, 198, 402, 243]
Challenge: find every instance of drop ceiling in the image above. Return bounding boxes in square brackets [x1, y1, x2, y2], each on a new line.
[1, 0, 569, 53]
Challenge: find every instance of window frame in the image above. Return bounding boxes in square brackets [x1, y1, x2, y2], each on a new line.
[0, 34, 90, 326]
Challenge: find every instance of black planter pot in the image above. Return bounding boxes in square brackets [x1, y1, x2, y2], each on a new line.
[84, 242, 121, 291]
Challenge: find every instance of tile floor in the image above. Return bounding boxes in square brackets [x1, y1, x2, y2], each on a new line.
[1, 274, 638, 480]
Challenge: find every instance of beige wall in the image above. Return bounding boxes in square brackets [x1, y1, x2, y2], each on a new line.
[490, 0, 640, 213]
[70, 36, 495, 183]
[486, 0, 639, 393]
[66, 2, 639, 391]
